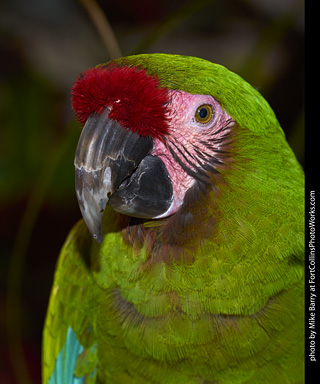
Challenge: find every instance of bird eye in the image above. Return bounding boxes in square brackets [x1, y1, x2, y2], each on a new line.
[195, 104, 213, 124]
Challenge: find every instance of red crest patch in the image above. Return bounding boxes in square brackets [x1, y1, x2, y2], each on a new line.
[71, 66, 170, 139]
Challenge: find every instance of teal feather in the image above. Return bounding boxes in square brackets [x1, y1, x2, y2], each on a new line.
[49, 327, 84, 384]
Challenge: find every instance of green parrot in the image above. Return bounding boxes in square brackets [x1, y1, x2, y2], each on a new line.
[42, 54, 304, 384]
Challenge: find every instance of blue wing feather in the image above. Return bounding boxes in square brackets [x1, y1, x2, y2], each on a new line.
[49, 327, 85, 384]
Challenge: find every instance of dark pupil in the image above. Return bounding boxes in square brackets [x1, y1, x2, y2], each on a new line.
[199, 107, 208, 119]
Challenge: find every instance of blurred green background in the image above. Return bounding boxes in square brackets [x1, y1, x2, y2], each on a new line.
[0, 0, 304, 383]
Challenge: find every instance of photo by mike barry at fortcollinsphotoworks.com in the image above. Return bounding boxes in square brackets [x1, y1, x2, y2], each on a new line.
[308, 190, 316, 364]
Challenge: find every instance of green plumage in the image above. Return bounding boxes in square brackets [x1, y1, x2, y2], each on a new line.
[42, 54, 304, 383]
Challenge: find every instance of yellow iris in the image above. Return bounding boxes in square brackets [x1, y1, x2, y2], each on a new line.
[195, 104, 213, 124]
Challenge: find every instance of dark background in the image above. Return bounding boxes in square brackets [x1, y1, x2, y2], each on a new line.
[0, 0, 304, 383]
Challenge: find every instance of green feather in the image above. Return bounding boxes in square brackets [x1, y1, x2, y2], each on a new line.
[43, 54, 304, 383]
[108, 54, 283, 136]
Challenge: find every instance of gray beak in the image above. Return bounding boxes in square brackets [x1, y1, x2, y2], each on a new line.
[74, 108, 153, 243]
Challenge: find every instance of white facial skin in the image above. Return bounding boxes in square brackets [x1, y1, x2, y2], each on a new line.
[151, 90, 234, 218]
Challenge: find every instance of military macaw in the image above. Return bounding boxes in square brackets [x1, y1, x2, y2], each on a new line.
[42, 54, 304, 384]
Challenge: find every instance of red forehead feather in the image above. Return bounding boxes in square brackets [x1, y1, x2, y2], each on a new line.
[71, 66, 170, 138]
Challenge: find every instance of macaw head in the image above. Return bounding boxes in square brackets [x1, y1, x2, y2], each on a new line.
[71, 54, 294, 243]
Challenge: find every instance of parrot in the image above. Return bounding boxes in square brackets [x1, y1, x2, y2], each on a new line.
[42, 54, 304, 384]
